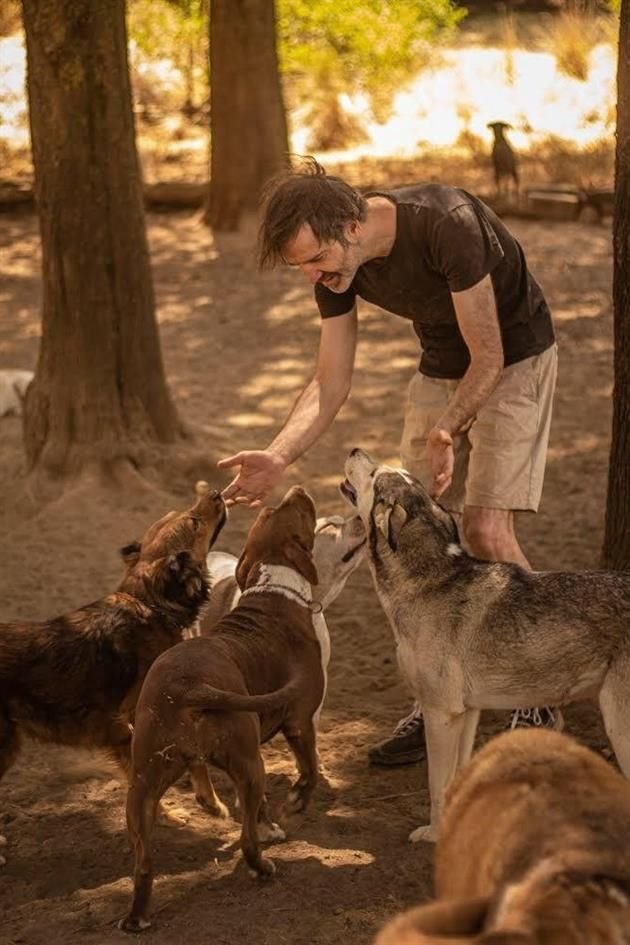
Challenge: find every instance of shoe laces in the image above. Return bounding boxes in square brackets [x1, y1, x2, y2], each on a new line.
[393, 710, 423, 737]
[509, 706, 556, 729]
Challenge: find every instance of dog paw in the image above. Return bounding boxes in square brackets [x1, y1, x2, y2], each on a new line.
[118, 915, 151, 933]
[196, 795, 230, 820]
[408, 824, 437, 844]
[157, 804, 189, 827]
[258, 822, 286, 843]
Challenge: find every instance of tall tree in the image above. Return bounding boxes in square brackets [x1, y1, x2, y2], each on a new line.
[21, 0, 184, 482]
[602, 0, 630, 569]
[206, 0, 289, 231]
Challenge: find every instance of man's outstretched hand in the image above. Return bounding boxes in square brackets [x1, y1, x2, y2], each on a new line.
[218, 450, 287, 507]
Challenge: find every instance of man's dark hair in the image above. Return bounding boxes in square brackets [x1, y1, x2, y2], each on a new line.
[257, 156, 367, 270]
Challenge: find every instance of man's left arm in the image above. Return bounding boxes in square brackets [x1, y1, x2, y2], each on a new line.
[427, 273, 504, 497]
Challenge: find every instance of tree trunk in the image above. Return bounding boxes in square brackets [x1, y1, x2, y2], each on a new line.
[206, 0, 289, 231]
[602, 0, 630, 570]
[21, 0, 184, 479]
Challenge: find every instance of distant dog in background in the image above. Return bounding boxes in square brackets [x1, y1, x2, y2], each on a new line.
[375, 729, 630, 945]
[487, 121, 519, 196]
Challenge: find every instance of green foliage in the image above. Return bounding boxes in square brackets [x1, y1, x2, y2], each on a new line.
[277, 0, 466, 119]
[127, 0, 208, 109]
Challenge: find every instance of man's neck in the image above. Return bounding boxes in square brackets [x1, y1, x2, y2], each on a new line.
[360, 195, 397, 263]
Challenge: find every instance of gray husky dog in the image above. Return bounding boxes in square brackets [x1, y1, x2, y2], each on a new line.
[342, 447, 630, 843]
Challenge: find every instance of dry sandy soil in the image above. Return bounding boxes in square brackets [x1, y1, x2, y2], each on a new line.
[0, 196, 616, 945]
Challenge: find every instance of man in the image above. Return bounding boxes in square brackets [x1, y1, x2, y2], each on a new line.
[219, 157, 560, 765]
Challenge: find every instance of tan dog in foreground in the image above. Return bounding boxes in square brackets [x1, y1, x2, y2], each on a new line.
[120, 486, 326, 932]
[376, 729, 630, 945]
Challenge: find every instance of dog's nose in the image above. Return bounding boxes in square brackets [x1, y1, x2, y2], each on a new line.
[349, 447, 361, 457]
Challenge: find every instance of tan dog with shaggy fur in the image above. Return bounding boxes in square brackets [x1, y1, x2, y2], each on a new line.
[375, 729, 630, 945]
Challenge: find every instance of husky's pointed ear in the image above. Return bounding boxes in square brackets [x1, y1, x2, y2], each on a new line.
[373, 501, 407, 551]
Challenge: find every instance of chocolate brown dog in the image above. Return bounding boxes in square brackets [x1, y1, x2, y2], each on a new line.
[120, 485, 324, 932]
[375, 729, 630, 945]
[0, 488, 226, 864]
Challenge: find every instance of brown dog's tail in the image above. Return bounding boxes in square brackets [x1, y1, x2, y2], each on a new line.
[182, 677, 301, 714]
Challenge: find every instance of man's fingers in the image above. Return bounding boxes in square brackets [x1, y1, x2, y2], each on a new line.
[231, 495, 263, 507]
[431, 475, 452, 499]
[217, 453, 244, 470]
[221, 481, 241, 500]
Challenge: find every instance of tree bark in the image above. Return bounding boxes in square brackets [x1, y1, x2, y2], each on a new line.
[206, 0, 289, 231]
[602, 0, 630, 570]
[21, 0, 184, 479]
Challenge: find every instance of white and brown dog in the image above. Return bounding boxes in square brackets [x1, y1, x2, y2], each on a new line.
[375, 729, 630, 945]
[198, 510, 367, 729]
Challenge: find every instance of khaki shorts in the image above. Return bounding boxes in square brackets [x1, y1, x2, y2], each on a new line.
[399, 345, 558, 513]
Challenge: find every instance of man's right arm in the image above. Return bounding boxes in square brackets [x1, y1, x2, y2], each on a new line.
[219, 307, 358, 505]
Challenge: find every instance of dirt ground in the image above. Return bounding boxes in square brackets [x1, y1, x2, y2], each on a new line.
[0, 200, 615, 945]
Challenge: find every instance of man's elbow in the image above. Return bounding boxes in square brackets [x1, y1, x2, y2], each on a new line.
[321, 379, 351, 414]
[315, 369, 352, 408]
[330, 380, 351, 411]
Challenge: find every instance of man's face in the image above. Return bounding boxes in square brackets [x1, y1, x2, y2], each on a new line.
[282, 222, 362, 294]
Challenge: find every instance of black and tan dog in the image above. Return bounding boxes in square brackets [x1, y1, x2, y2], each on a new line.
[0, 488, 226, 864]
[120, 485, 325, 932]
[342, 448, 630, 843]
[375, 729, 630, 945]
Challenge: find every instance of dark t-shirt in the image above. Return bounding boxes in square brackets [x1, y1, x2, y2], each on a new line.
[314, 184, 555, 379]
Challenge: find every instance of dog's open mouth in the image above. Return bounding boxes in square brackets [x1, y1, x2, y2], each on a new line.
[339, 479, 357, 506]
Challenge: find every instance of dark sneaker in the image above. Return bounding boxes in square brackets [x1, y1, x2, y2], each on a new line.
[508, 706, 564, 731]
[368, 714, 426, 766]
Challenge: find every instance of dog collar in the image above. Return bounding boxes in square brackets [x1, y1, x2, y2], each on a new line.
[241, 564, 322, 614]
